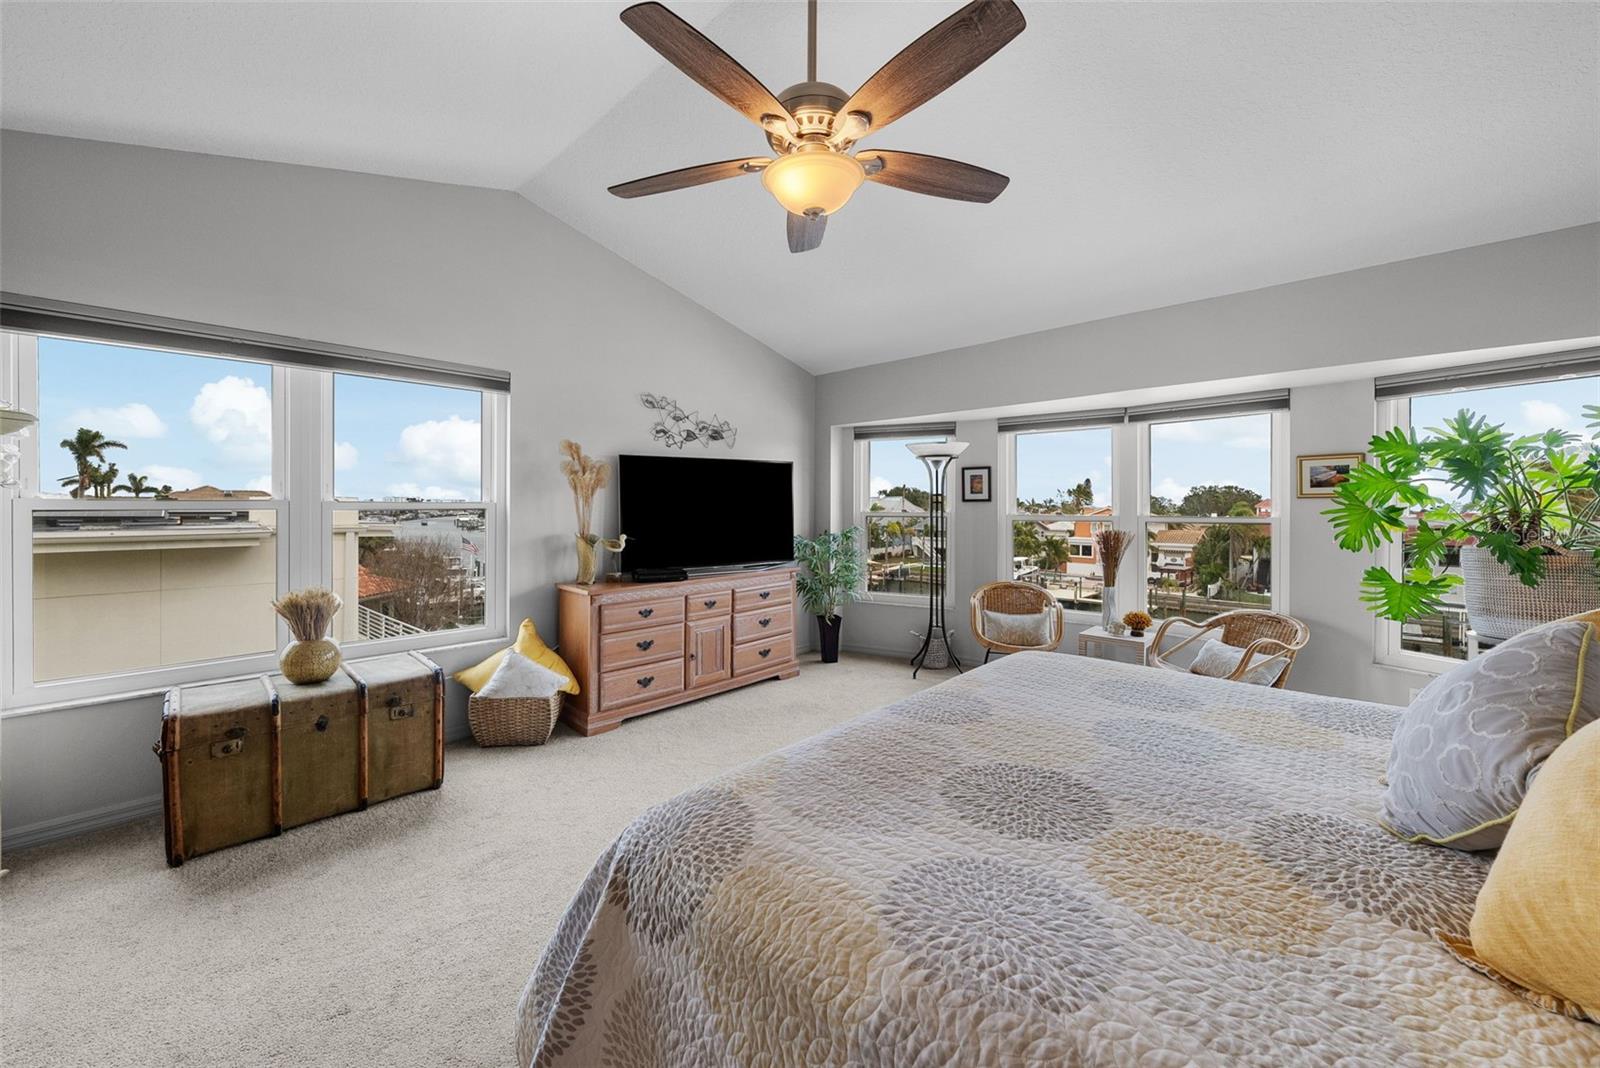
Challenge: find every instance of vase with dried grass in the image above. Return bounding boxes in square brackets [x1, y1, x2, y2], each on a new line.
[561, 441, 627, 584]
[1094, 528, 1132, 631]
[273, 587, 343, 684]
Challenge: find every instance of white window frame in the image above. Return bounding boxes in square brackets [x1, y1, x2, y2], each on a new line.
[999, 412, 1286, 626]
[1000, 424, 1129, 624]
[2, 330, 509, 712]
[856, 435, 947, 607]
[1135, 410, 1288, 622]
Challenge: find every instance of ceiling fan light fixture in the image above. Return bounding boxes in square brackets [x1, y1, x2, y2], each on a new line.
[760, 146, 865, 216]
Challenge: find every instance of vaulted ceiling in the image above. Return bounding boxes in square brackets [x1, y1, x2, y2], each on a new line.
[4, 2, 1596, 374]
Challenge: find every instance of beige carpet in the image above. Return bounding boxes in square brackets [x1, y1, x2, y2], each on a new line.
[0, 654, 937, 1067]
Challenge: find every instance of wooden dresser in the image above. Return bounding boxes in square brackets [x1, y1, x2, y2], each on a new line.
[557, 568, 801, 735]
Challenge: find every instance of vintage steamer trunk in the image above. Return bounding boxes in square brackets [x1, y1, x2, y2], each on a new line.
[157, 651, 444, 866]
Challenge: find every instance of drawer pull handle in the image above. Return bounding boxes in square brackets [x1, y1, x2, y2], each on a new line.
[704, 599, 717, 608]
[758, 648, 772, 658]
[637, 675, 655, 688]
[759, 591, 772, 600]
[639, 607, 654, 618]
[759, 617, 772, 627]
[636, 638, 654, 651]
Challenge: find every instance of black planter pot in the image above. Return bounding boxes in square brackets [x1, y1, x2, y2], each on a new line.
[816, 615, 844, 663]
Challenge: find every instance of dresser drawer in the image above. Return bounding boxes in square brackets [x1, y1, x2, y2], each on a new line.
[599, 659, 685, 712]
[600, 623, 683, 670]
[734, 583, 792, 613]
[600, 596, 685, 634]
[686, 588, 733, 619]
[734, 632, 794, 676]
[734, 604, 793, 643]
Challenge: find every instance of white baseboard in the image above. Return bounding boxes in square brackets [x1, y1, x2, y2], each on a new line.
[4, 794, 164, 852]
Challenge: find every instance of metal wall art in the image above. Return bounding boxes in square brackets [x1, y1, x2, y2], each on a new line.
[640, 392, 737, 450]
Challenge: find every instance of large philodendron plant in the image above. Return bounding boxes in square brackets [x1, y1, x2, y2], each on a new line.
[793, 527, 864, 622]
[1324, 408, 1600, 621]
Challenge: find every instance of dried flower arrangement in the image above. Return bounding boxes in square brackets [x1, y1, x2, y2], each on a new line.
[1094, 528, 1132, 588]
[560, 440, 610, 540]
[272, 587, 342, 641]
[1121, 610, 1153, 637]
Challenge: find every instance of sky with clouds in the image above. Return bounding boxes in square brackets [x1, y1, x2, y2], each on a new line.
[39, 338, 481, 500]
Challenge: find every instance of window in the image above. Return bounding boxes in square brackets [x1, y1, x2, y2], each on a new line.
[1002, 405, 1282, 623]
[2, 327, 507, 708]
[1379, 372, 1600, 664]
[859, 434, 944, 597]
[330, 372, 490, 640]
[1007, 426, 1116, 612]
[1144, 412, 1277, 623]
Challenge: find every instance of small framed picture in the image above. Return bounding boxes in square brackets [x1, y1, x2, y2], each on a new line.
[961, 466, 992, 502]
[1297, 452, 1364, 498]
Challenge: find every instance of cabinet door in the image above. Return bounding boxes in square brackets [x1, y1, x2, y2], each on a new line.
[685, 617, 732, 689]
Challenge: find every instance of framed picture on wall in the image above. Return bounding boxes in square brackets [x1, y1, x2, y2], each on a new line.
[961, 466, 992, 502]
[1297, 452, 1365, 497]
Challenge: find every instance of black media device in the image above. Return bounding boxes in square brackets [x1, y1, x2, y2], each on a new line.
[630, 566, 689, 583]
[619, 454, 795, 577]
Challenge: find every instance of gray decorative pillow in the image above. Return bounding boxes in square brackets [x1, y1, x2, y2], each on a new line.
[1188, 637, 1286, 686]
[1380, 617, 1600, 851]
[983, 609, 1052, 648]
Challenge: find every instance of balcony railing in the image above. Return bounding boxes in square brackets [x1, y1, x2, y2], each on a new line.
[357, 604, 425, 640]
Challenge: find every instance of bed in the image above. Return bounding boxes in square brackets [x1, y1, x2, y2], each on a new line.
[514, 652, 1600, 1066]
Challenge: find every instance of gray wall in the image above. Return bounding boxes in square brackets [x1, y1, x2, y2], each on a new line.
[818, 225, 1600, 705]
[0, 131, 815, 845]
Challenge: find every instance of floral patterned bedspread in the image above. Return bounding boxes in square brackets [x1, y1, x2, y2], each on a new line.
[514, 652, 1599, 1067]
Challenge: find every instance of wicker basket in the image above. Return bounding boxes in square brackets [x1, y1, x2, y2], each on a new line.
[467, 692, 561, 747]
[1461, 545, 1600, 641]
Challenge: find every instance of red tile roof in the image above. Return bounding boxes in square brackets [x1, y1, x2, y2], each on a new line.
[358, 565, 411, 600]
[1152, 528, 1207, 546]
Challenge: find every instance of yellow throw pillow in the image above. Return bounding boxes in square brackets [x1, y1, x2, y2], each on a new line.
[453, 619, 579, 696]
[1455, 717, 1600, 1022]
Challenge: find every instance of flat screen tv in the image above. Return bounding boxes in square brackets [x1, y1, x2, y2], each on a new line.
[618, 454, 794, 573]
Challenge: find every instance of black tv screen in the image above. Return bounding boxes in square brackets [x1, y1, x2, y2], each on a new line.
[618, 454, 795, 572]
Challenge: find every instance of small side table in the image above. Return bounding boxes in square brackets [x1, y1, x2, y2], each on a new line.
[1077, 625, 1157, 666]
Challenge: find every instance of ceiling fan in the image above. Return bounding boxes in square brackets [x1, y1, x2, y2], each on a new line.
[608, 0, 1026, 253]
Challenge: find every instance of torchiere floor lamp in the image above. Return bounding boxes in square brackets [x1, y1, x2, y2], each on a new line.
[906, 439, 968, 677]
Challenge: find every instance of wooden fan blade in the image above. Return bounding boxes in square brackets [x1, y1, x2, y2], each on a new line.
[620, 3, 795, 129]
[787, 212, 827, 253]
[609, 158, 770, 198]
[859, 150, 1009, 203]
[841, 0, 1025, 136]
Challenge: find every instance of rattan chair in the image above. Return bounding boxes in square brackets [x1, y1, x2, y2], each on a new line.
[1148, 609, 1310, 688]
[970, 581, 1065, 663]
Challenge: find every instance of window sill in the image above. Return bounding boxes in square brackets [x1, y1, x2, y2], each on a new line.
[859, 593, 928, 609]
[2, 629, 508, 718]
[1374, 650, 1451, 678]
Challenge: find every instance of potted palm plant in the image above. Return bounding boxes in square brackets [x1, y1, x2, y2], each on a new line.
[1325, 409, 1600, 637]
[793, 527, 864, 663]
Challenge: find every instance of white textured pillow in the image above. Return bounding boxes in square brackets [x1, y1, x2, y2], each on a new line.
[1188, 637, 1285, 686]
[983, 609, 1052, 647]
[478, 649, 568, 699]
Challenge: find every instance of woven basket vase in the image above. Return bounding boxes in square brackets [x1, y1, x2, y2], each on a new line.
[468, 692, 561, 747]
[1460, 545, 1600, 641]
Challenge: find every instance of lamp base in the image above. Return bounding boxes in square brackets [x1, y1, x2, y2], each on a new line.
[911, 627, 962, 678]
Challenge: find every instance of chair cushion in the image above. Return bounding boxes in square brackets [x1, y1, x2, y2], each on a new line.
[1379, 615, 1600, 851]
[1446, 717, 1600, 1022]
[982, 609, 1052, 647]
[1187, 637, 1287, 686]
